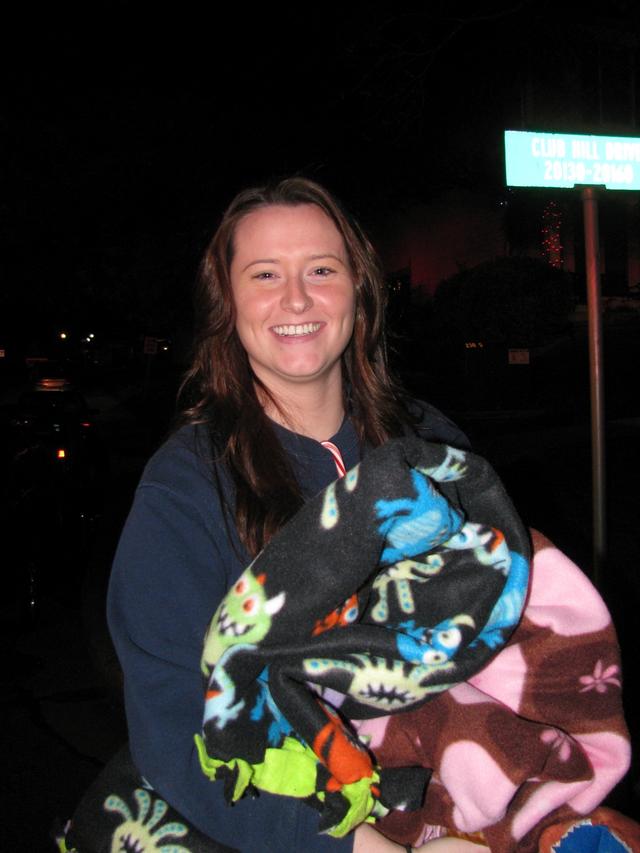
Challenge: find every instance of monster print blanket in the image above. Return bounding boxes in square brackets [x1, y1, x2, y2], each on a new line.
[356, 530, 635, 852]
[197, 438, 532, 836]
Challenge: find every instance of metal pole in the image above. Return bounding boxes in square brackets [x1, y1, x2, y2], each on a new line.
[581, 186, 606, 583]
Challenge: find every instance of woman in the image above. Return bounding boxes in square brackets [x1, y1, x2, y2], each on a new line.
[107, 177, 468, 852]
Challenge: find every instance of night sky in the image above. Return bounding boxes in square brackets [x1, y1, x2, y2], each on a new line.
[5, 1, 639, 343]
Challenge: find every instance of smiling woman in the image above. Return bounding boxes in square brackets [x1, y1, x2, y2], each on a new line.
[98, 177, 470, 853]
[177, 177, 440, 556]
[230, 203, 356, 431]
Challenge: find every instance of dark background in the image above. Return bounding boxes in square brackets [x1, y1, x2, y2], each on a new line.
[3, 2, 640, 848]
[6, 1, 639, 344]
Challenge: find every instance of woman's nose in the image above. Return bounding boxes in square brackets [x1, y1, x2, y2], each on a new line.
[280, 276, 313, 313]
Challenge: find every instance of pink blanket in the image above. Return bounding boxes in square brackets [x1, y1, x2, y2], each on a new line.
[354, 532, 635, 852]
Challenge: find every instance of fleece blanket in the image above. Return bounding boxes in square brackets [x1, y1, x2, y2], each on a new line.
[197, 439, 531, 836]
[355, 530, 634, 852]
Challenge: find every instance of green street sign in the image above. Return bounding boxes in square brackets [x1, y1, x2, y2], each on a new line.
[505, 130, 640, 190]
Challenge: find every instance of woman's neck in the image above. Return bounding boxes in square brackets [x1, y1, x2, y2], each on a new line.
[259, 381, 345, 442]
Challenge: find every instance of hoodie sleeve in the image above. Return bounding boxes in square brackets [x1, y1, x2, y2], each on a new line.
[107, 431, 353, 853]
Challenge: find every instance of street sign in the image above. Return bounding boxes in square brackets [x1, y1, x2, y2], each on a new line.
[505, 130, 640, 190]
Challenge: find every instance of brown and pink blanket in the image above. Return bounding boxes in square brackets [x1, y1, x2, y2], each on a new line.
[354, 530, 636, 852]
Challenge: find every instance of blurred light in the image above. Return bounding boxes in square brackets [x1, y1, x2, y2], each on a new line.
[56, 448, 66, 459]
[59, 332, 67, 340]
[88, 333, 95, 339]
[37, 378, 68, 390]
[81, 421, 92, 428]
[162, 345, 168, 351]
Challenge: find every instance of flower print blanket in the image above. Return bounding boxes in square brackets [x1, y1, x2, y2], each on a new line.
[197, 438, 531, 836]
[355, 530, 634, 852]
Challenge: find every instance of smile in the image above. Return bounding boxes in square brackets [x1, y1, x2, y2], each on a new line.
[272, 323, 322, 337]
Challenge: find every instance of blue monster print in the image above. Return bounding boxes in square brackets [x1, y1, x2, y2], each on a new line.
[376, 469, 463, 565]
[471, 551, 529, 650]
[446, 523, 512, 574]
[250, 668, 293, 746]
[203, 644, 253, 730]
[396, 615, 475, 666]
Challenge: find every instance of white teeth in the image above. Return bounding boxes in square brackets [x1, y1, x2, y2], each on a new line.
[273, 323, 321, 336]
[217, 606, 252, 637]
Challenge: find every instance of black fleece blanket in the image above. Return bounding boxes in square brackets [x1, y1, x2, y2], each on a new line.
[197, 438, 530, 836]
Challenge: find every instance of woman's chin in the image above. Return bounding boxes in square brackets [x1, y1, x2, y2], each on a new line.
[254, 358, 343, 391]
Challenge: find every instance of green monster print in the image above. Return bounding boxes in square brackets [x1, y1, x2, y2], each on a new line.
[370, 554, 445, 622]
[103, 788, 191, 853]
[201, 567, 285, 674]
[304, 654, 455, 712]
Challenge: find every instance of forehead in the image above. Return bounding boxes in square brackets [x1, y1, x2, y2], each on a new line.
[232, 204, 347, 261]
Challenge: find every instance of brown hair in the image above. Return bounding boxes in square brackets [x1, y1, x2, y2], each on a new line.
[179, 177, 410, 556]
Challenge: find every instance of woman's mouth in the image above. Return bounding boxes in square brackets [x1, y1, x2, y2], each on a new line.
[272, 323, 322, 337]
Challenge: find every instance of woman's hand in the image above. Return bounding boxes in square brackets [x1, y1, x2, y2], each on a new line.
[353, 824, 407, 851]
[412, 840, 490, 851]
[353, 825, 491, 852]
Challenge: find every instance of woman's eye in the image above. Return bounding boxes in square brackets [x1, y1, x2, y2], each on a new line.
[311, 267, 333, 277]
[254, 271, 276, 281]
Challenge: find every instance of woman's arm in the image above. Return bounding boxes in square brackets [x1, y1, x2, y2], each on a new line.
[107, 439, 353, 852]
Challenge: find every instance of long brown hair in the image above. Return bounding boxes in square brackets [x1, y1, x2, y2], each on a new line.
[179, 177, 411, 556]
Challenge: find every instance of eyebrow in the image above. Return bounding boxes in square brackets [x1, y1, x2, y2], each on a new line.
[242, 258, 280, 272]
[242, 253, 345, 273]
[309, 253, 345, 264]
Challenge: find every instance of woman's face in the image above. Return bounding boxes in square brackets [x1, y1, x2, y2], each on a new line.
[230, 204, 356, 399]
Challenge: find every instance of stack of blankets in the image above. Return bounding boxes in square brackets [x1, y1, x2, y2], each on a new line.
[198, 438, 636, 852]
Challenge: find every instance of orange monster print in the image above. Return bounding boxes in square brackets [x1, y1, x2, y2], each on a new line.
[312, 705, 375, 793]
[312, 594, 359, 637]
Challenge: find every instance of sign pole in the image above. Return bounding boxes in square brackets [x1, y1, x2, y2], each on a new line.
[503, 129, 640, 583]
[581, 186, 606, 583]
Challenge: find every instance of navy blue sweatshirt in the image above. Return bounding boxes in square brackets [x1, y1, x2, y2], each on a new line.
[107, 404, 467, 853]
